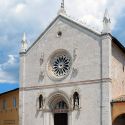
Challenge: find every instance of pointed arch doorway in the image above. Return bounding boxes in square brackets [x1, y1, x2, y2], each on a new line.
[54, 113, 68, 125]
[53, 100, 68, 125]
[48, 93, 70, 125]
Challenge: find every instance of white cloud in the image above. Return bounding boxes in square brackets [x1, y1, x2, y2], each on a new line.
[15, 3, 26, 14]
[0, 0, 124, 32]
[0, 55, 19, 84]
[3, 55, 17, 66]
[65, 0, 125, 31]
[0, 71, 16, 83]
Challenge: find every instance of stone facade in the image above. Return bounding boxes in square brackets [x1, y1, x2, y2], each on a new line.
[112, 42, 125, 98]
[19, 14, 113, 125]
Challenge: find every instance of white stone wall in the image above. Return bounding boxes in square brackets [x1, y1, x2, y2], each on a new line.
[19, 15, 112, 125]
[21, 83, 101, 125]
[23, 18, 102, 87]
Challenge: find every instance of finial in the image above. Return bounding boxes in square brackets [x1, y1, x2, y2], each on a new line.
[22, 32, 26, 42]
[58, 0, 66, 15]
[102, 9, 111, 34]
[20, 32, 28, 53]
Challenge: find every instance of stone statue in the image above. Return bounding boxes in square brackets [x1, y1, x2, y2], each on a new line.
[39, 94, 43, 109]
[73, 92, 79, 109]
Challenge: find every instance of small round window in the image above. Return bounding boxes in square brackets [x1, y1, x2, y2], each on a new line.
[47, 49, 72, 81]
[57, 31, 62, 37]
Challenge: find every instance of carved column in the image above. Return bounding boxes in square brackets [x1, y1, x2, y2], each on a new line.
[50, 113, 54, 125]
[68, 112, 72, 125]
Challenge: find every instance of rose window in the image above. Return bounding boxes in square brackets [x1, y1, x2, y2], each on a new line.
[52, 55, 70, 76]
[47, 50, 72, 81]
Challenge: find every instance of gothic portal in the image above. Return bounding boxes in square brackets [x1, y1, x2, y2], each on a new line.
[54, 113, 68, 125]
[48, 92, 69, 125]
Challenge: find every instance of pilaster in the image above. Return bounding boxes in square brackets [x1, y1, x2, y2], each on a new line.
[100, 34, 112, 125]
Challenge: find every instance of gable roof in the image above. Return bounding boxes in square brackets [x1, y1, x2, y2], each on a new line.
[21, 14, 101, 54]
[20, 13, 125, 55]
[0, 88, 19, 96]
[112, 36, 125, 53]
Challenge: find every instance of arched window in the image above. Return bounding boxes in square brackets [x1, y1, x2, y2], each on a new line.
[39, 94, 43, 109]
[73, 92, 79, 109]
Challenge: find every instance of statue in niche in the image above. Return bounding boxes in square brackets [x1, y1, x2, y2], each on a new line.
[39, 94, 43, 109]
[40, 52, 44, 66]
[73, 92, 79, 109]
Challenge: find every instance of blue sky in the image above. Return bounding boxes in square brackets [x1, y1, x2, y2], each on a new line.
[0, 0, 125, 93]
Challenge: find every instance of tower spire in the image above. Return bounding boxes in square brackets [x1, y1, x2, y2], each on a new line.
[102, 9, 111, 34]
[20, 32, 28, 53]
[58, 0, 66, 15]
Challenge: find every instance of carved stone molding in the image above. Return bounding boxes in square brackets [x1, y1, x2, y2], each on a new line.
[38, 52, 45, 83]
[40, 52, 44, 66]
[71, 48, 78, 79]
[70, 67, 78, 79]
[20, 78, 112, 91]
[38, 71, 44, 83]
[73, 48, 77, 62]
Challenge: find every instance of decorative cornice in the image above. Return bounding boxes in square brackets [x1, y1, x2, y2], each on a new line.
[19, 52, 26, 55]
[101, 33, 112, 40]
[20, 78, 112, 91]
[36, 108, 74, 113]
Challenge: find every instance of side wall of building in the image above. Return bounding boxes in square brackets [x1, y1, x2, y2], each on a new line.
[0, 90, 19, 125]
[112, 102, 125, 122]
[112, 42, 125, 98]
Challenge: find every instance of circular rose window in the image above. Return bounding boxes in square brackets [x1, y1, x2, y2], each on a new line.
[47, 50, 72, 81]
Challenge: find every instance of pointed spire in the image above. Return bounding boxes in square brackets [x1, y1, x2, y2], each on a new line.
[58, 0, 66, 15]
[61, 0, 64, 9]
[104, 9, 110, 20]
[22, 32, 26, 42]
[20, 32, 28, 53]
[102, 9, 111, 34]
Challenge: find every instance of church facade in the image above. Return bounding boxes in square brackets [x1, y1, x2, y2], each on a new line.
[19, 4, 125, 125]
